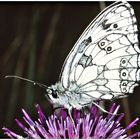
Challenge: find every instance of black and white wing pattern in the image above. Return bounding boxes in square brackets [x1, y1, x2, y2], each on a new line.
[60, 1, 139, 100]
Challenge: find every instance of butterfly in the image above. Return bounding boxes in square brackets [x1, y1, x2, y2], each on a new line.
[6, 1, 139, 121]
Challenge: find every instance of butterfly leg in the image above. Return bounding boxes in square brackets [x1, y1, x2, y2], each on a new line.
[53, 106, 62, 112]
[92, 101, 122, 116]
[68, 107, 76, 132]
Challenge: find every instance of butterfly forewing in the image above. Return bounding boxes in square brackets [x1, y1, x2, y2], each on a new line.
[60, 1, 139, 100]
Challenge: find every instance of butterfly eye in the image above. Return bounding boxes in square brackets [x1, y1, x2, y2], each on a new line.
[46, 88, 58, 98]
[51, 90, 58, 98]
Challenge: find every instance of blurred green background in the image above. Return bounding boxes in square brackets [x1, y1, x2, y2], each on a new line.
[0, 1, 140, 138]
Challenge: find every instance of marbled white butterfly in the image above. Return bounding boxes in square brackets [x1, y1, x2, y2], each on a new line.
[6, 1, 139, 121]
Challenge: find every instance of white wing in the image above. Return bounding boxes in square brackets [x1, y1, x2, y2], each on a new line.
[60, 1, 139, 100]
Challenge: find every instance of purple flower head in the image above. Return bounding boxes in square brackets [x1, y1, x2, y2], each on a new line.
[3, 103, 140, 138]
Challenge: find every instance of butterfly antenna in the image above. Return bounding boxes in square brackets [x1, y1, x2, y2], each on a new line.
[5, 75, 48, 90]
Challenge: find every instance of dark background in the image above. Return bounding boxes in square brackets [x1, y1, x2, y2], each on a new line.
[0, 1, 140, 138]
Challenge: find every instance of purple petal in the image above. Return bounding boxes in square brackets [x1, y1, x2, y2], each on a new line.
[35, 104, 46, 125]
[66, 117, 75, 138]
[73, 109, 81, 120]
[128, 132, 140, 138]
[126, 118, 139, 130]
[15, 119, 27, 131]
[2, 127, 23, 138]
[22, 109, 35, 126]
[90, 106, 98, 118]
[60, 108, 67, 119]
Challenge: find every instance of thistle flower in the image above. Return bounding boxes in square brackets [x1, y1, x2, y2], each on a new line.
[3, 103, 140, 138]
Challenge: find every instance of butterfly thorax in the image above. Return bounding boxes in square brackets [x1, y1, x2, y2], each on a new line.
[46, 82, 92, 110]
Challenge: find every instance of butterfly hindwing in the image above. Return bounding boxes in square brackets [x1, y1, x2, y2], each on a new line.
[60, 1, 139, 100]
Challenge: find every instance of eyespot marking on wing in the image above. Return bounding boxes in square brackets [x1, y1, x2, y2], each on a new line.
[120, 69, 128, 80]
[98, 40, 109, 49]
[120, 80, 128, 93]
[120, 58, 128, 67]
[113, 23, 118, 28]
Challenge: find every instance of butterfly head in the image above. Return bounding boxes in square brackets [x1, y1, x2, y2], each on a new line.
[45, 83, 69, 107]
